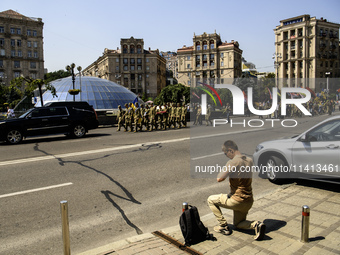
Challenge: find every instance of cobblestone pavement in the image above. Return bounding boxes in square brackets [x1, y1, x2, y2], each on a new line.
[78, 182, 340, 255]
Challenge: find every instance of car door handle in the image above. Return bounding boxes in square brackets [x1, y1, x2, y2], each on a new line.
[42, 119, 48, 122]
[326, 144, 339, 149]
[62, 117, 68, 120]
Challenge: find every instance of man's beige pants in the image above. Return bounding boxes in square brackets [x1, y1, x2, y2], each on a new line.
[207, 193, 258, 229]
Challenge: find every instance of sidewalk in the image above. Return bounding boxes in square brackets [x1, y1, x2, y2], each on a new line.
[78, 183, 340, 255]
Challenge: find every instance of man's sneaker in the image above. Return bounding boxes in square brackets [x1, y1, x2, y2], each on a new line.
[254, 222, 266, 240]
[213, 225, 232, 235]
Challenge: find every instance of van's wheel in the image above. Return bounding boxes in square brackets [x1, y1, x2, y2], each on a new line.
[71, 124, 86, 138]
[6, 129, 23, 144]
[265, 156, 287, 184]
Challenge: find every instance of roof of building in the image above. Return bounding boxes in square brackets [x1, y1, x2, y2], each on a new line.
[0, 9, 41, 22]
[36, 76, 139, 109]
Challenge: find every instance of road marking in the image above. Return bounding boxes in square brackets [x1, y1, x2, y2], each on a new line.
[0, 128, 263, 166]
[0, 182, 73, 199]
[191, 152, 224, 161]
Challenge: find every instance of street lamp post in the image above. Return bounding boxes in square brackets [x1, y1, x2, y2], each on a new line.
[272, 53, 282, 88]
[77, 66, 82, 101]
[325, 72, 331, 98]
[66, 63, 81, 102]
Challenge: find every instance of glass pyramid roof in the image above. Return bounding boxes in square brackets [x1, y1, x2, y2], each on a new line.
[36, 76, 138, 109]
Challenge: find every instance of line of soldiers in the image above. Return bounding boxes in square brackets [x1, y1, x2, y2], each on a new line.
[116, 102, 188, 132]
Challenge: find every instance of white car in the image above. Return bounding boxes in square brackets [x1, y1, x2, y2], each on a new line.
[253, 116, 340, 184]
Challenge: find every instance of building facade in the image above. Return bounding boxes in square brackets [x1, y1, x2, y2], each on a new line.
[0, 10, 44, 86]
[83, 37, 166, 98]
[177, 32, 242, 87]
[274, 14, 340, 91]
[160, 51, 178, 82]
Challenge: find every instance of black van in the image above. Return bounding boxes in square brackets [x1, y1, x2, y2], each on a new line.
[0, 101, 99, 144]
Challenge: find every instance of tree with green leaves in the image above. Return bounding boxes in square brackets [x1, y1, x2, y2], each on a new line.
[154, 83, 190, 105]
[9, 77, 57, 109]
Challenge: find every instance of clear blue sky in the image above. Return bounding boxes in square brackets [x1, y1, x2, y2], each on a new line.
[2, 0, 340, 73]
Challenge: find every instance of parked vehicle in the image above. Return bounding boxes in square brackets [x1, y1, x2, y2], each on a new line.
[0, 101, 99, 144]
[253, 116, 340, 184]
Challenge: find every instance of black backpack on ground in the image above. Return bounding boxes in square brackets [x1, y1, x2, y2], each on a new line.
[179, 205, 216, 246]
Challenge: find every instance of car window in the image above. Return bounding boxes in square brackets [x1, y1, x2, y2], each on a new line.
[307, 120, 340, 141]
[31, 108, 50, 117]
[49, 107, 68, 116]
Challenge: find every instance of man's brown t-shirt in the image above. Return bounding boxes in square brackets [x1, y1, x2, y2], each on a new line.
[225, 155, 253, 202]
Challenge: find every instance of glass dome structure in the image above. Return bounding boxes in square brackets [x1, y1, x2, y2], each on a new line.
[36, 76, 139, 109]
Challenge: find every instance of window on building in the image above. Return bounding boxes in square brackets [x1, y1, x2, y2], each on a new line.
[116, 58, 119, 63]
[14, 61, 20, 68]
[137, 65, 142, 70]
[187, 56, 190, 60]
[221, 53, 224, 58]
[14, 71, 21, 78]
[0, 71, 4, 77]
[123, 58, 128, 64]
[33, 41, 38, 48]
[11, 39, 15, 46]
[130, 58, 135, 64]
[31, 73, 37, 79]
[0, 38, 4, 46]
[137, 45, 142, 54]
[33, 30, 37, 36]
[187, 64, 191, 69]
[146, 66, 150, 70]
[131, 65, 135, 71]
[0, 27, 4, 33]
[123, 65, 128, 71]
[0, 49, 5, 56]
[28, 51, 32, 57]
[27, 41, 31, 47]
[27, 29, 31, 36]
[17, 28, 21, 35]
[11, 50, 16, 57]
[10, 28, 15, 34]
[196, 42, 200, 51]
[30, 62, 36, 69]
[221, 61, 224, 66]
[18, 50, 22, 57]
[0, 60, 3, 67]
[123, 45, 128, 53]
[116, 66, 119, 71]
[34, 51, 38, 58]
[130, 45, 135, 54]
[17, 40, 22, 47]
[146, 58, 149, 63]
[137, 58, 142, 64]
[221, 70, 224, 74]
[210, 40, 214, 49]
[138, 74, 142, 81]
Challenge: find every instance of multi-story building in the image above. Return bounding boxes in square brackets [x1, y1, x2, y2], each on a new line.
[177, 32, 242, 87]
[83, 37, 166, 98]
[160, 51, 178, 82]
[0, 9, 44, 86]
[274, 14, 340, 91]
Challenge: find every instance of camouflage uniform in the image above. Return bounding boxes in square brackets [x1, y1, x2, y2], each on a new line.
[133, 102, 141, 132]
[176, 103, 182, 128]
[124, 103, 133, 132]
[117, 105, 125, 131]
[181, 103, 187, 127]
[149, 103, 156, 131]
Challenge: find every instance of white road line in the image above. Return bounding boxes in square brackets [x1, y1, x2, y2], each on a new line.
[0, 128, 263, 166]
[191, 152, 224, 161]
[0, 182, 73, 199]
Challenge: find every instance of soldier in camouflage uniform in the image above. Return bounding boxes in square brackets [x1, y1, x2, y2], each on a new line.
[117, 105, 125, 131]
[133, 102, 141, 132]
[149, 103, 156, 131]
[176, 103, 182, 128]
[124, 103, 133, 132]
[181, 103, 187, 127]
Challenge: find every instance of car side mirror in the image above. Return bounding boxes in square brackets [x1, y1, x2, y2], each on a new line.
[299, 134, 308, 142]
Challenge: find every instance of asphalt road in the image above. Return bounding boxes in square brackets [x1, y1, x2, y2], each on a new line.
[0, 113, 336, 255]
